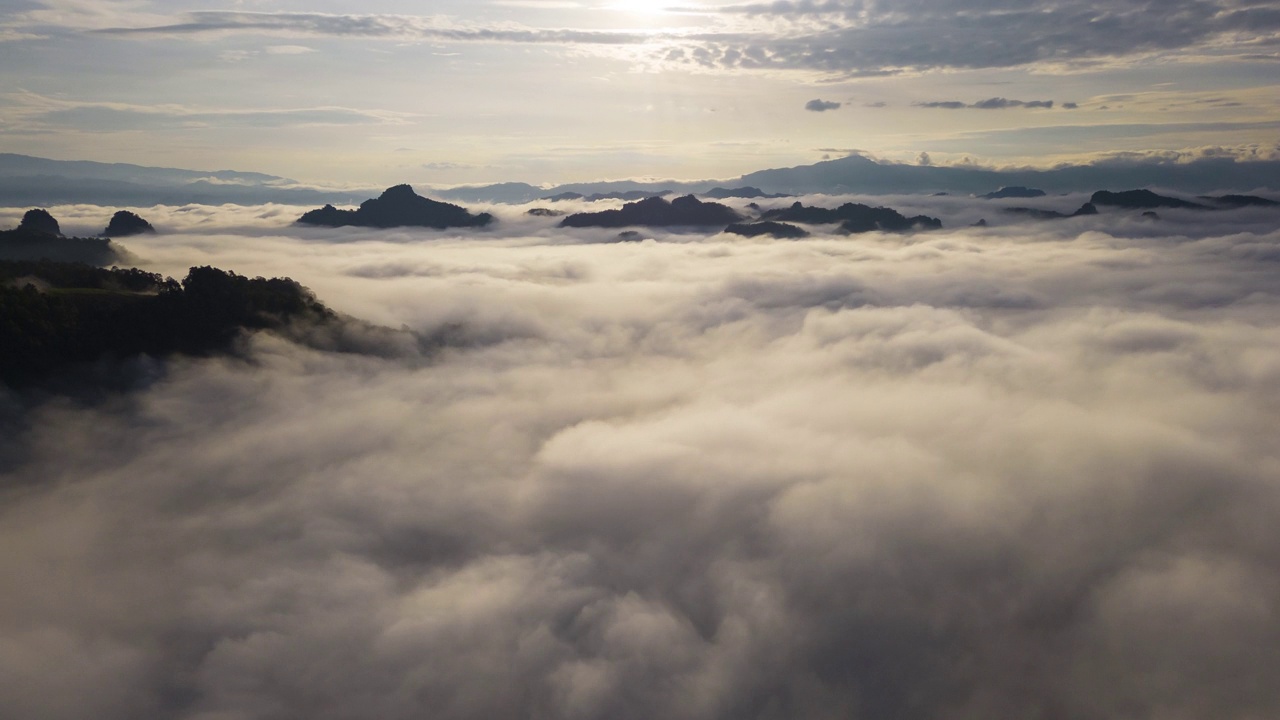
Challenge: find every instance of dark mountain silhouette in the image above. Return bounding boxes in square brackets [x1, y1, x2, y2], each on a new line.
[443, 156, 1280, 203]
[1142, 211, 1161, 220]
[3, 211, 126, 265]
[542, 192, 584, 202]
[298, 185, 493, 229]
[735, 155, 1280, 196]
[0, 227, 124, 266]
[702, 187, 791, 200]
[0, 261, 336, 387]
[526, 207, 565, 217]
[761, 201, 942, 232]
[559, 195, 742, 228]
[102, 210, 155, 237]
[981, 186, 1046, 199]
[11, 153, 1280, 209]
[1090, 190, 1208, 210]
[431, 182, 543, 204]
[19, 209, 61, 236]
[1200, 194, 1280, 208]
[1003, 203, 1099, 220]
[725, 222, 809, 239]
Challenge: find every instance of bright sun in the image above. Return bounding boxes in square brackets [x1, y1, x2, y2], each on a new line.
[611, 0, 666, 14]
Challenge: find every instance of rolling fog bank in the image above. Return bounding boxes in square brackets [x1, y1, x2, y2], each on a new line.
[2, 196, 1279, 719]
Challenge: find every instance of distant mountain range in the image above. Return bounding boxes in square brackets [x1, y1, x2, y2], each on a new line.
[2, 152, 1278, 208]
[436, 154, 1280, 204]
[0, 153, 375, 207]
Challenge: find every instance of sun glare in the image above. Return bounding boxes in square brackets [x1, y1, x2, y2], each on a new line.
[611, 0, 666, 15]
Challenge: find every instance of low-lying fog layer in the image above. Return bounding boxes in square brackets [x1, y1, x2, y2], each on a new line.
[2, 197, 1279, 719]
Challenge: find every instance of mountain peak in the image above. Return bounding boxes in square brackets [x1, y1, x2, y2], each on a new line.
[102, 210, 156, 237]
[19, 208, 61, 236]
[298, 185, 493, 229]
[379, 184, 420, 200]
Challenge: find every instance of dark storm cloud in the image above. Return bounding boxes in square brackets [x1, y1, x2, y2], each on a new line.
[2, 202, 1280, 719]
[804, 98, 841, 111]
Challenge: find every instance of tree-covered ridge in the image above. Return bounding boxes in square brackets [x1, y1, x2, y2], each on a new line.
[558, 195, 743, 228]
[102, 210, 156, 237]
[760, 201, 943, 233]
[297, 184, 493, 229]
[19, 208, 61, 235]
[1, 262, 334, 387]
[0, 226, 126, 266]
[2, 208, 134, 266]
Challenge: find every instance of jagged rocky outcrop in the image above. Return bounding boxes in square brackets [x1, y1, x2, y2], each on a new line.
[760, 201, 942, 233]
[19, 209, 61, 236]
[559, 195, 742, 228]
[298, 184, 493, 229]
[102, 210, 155, 237]
[1003, 203, 1098, 220]
[1090, 190, 1207, 210]
[982, 186, 1046, 200]
[725, 221, 809, 239]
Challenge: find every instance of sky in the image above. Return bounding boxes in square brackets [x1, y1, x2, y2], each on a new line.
[1, 0, 1279, 186]
[3, 196, 1280, 718]
[4, 4, 1280, 718]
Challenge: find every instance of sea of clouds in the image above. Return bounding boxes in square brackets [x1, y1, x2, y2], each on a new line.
[2, 195, 1279, 719]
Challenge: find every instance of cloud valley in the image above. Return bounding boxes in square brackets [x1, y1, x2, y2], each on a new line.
[2, 197, 1280, 719]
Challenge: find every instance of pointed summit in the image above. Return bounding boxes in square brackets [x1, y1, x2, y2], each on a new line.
[378, 184, 419, 201]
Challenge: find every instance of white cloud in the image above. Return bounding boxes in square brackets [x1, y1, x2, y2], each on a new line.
[2, 198, 1280, 717]
[264, 44, 317, 54]
[66, 1, 1280, 76]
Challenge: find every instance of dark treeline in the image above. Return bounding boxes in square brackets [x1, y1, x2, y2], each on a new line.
[1, 261, 334, 386]
[0, 226, 125, 266]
